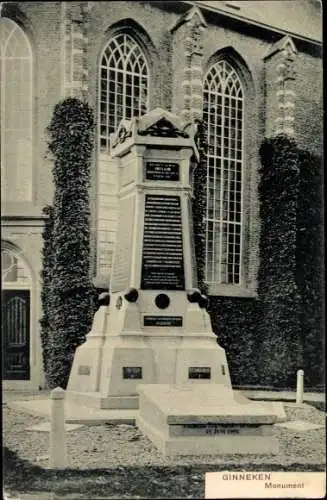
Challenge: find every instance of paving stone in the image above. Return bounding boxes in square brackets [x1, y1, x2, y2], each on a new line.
[7, 399, 138, 425]
[26, 422, 84, 433]
[258, 401, 287, 422]
[275, 419, 325, 432]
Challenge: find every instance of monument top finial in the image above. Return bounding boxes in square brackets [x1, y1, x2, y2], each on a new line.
[110, 107, 199, 160]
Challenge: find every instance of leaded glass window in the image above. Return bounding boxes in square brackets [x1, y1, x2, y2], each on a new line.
[203, 60, 244, 285]
[99, 33, 149, 152]
[0, 18, 33, 202]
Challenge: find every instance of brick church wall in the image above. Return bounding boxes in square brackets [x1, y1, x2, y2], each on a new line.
[294, 50, 322, 155]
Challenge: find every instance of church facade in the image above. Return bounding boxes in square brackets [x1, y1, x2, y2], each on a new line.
[1, 1, 322, 390]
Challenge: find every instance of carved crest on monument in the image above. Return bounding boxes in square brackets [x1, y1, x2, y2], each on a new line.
[138, 108, 190, 138]
[110, 108, 200, 161]
[138, 117, 189, 138]
[110, 108, 197, 152]
[110, 119, 135, 148]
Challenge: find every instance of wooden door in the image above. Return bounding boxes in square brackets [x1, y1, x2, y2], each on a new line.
[2, 289, 30, 380]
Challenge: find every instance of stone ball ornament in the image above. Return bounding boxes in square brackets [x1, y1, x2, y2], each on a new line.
[186, 288, 202, 303]
[155, 293, 170, 309]
[124, 288, 139, 303]
[199, 294, 209, 309]
[98, 292, 110, 307]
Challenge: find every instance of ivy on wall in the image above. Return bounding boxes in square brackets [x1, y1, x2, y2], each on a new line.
[39, 204, 54, 385]
[208, 297, 259, 385]
[256, 134, 303, 387]
[296, 150, 324, 387]
[192, 120, 209, 296]
[40, 97, 97, 389]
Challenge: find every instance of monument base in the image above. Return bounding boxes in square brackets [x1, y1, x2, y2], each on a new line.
[66, 390, 139, 409]
[67, 301, 231, 410]
[136, 384, 279, 457]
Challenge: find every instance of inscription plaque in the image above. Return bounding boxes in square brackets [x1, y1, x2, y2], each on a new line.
[141, 195, 185, 290]
[144, 316, 183, 327]
[205, 425, 240, 435]
[170, 423, 265, 437]
[123, 367, 143, 379]
[78, 365, 91, 376]
[179, 424, 241, 436]
[188, 367, 211, 379]
[145, 162, 180, 181]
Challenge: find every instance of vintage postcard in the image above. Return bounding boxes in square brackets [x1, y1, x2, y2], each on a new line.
[2, 1, 324, 499]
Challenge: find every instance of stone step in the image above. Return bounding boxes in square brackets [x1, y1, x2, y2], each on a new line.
[136, 383, 280, 457]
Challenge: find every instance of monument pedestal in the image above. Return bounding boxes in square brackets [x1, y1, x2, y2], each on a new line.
[136, 384, 279, 457]
[68, 108, 233, 410]
[68, 291, 230, 409]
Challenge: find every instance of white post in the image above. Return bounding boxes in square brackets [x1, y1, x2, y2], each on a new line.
[296, 369, 304, 405]
[50, 387, 68, 468]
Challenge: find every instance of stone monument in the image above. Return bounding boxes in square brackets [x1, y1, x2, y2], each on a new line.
[67, 108, 279, 456]
[67, 108, 231, 408]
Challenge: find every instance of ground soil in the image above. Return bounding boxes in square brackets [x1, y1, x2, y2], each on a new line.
[3, 401, 326, 499]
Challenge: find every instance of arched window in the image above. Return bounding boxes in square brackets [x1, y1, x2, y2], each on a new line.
[1, 245, 31, 285]
[99, 32, 149, 153]
[203, 59, 244, 285]
[0, 18, 33, 202]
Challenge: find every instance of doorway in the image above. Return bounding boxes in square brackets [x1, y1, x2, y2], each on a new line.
[1, 244, 32, 382]
[2, 289, 30, 380]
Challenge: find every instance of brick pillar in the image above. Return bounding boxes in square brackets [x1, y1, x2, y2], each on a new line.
[171, 6, 207, 124]
[264, 36, 297, 138]
[61, 2, 88, 100]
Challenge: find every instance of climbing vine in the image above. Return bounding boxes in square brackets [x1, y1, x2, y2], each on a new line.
[40, 97, 96, 389]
